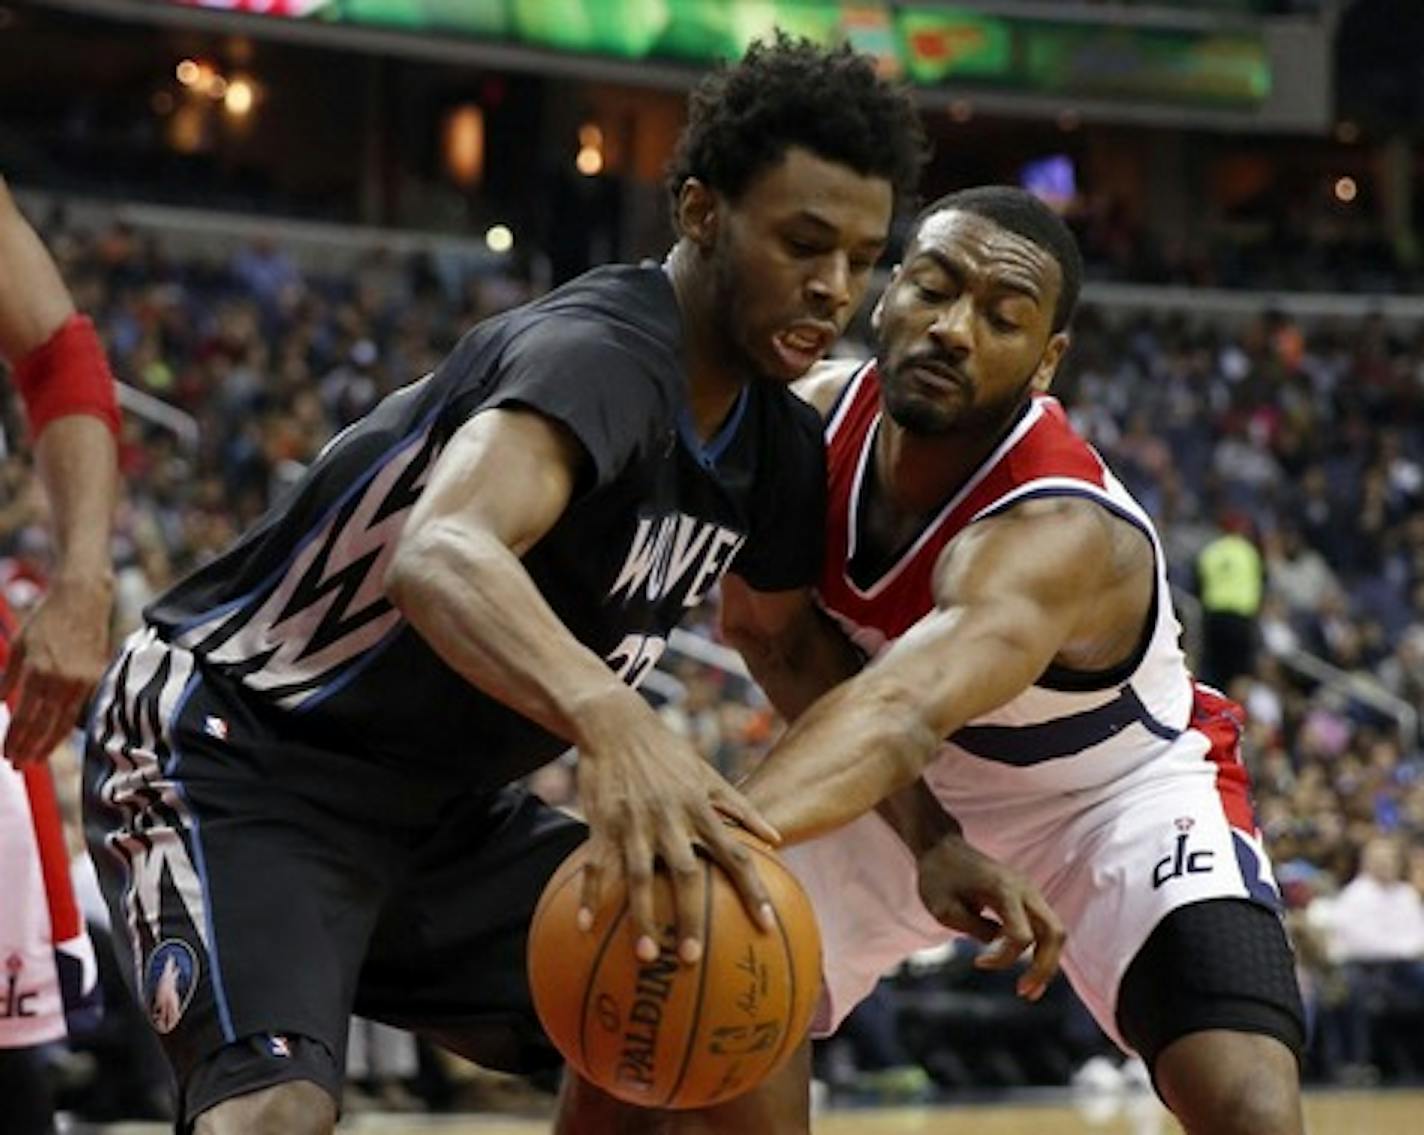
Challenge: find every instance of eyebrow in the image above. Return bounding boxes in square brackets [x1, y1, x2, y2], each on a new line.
[913, 247, 1044, 303]
[786, 211, 887, 251]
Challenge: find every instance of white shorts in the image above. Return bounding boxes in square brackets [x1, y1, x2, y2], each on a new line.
[783, 687, 1280, 1054]
[0, 711, 100, 1048]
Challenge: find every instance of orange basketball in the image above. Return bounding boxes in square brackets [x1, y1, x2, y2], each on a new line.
[527, 829, 822, 1110]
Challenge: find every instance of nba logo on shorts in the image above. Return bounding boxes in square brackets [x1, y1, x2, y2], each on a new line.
[145, 940, 199, 1034]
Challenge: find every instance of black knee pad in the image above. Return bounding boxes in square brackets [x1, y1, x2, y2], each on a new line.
[1116, 898, 1306, 1071]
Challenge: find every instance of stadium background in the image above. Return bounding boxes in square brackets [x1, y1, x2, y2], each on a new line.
[3, 0, 1424, 1129]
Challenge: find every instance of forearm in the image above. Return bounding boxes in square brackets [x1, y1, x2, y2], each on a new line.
[0, 178, 74, 359]
[32, 416, 117, 583]
[744, 605, 1050, 844]
[876, 779, 961, 858]
[742, 672, 942, 844]
[386, 521, 639, 746]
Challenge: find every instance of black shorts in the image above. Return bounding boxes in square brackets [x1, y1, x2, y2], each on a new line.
[1116, 898, 1306, 1072]
[83, 634, 586, 1127]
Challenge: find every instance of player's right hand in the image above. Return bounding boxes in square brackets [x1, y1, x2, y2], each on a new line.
[0, 572, 112, 768]
[915, 832, 1066, 1002]
[572, 686, 781, 966]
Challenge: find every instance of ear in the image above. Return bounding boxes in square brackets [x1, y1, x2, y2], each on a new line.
[675, 177, 718, 250]
[1030, 331, 1070, 393]
[870, 266, 899, 336]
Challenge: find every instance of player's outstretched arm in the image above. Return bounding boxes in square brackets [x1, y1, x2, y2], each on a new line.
[385, 407, 779, 967]
[743, 496, 1114, 843]
[0, 175, 119, 768]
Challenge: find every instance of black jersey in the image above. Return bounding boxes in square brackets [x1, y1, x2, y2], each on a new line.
[145, 264, 825, 787]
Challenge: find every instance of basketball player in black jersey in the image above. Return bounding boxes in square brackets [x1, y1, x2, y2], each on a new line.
[82, 36, 940, 1134]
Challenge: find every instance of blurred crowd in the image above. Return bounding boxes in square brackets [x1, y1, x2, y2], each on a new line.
[4, 202, 1424, 1119]
[1060, 304, 1424, 1086]
[1069, 187, 1424, 295]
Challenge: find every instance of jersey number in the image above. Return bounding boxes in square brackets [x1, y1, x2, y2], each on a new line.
[605, 634, 667, 689]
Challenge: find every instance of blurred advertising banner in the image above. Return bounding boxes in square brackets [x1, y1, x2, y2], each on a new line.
[164, 0, 1270, 107]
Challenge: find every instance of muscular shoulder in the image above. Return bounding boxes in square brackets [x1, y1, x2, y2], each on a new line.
[945, 496, 1149, 600]
[791, 358, 866, 420]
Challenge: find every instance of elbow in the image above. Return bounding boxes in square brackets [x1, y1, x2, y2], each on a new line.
[383, 542, 423, 615]
[385, 523, 451, 615]
[386, 518, 504, 618]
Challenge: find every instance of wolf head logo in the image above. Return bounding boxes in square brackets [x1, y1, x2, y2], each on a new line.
[145, 941, 198, 1034]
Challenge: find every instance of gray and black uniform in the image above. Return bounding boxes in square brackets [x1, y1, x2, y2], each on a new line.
[83, 264, 825, 1126]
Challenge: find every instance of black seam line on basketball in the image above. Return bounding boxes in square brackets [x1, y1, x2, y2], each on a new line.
[534, 865, 589, 1066]
[579, 898, 630, 1078]
[662, 857, 714, 1108]
[761, 847, 801, 1078]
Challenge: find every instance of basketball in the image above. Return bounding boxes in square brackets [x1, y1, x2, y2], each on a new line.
[527, 829, 822, 1110]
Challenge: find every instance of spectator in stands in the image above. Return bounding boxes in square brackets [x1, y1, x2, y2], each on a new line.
[1319, 836, 1424, 1080]
[1196, 511, 1265, 689]
[1266, 524, 1340, 616]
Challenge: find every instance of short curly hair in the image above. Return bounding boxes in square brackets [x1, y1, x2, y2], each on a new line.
[667, 32, 927, 220]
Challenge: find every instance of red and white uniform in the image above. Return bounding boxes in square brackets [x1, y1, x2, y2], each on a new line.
[783, 363, 1280, 1051]
[0, 596, 101, 1047]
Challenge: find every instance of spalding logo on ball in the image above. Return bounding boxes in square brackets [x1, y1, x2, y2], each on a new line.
[528, 829, 822, 1110]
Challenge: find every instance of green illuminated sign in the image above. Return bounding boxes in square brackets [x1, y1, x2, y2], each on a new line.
[171, 0, 1271, 107]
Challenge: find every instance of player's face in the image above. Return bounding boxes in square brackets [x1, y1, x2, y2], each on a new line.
[874, 209, 1068, 436]
[712, 147, 893, 382]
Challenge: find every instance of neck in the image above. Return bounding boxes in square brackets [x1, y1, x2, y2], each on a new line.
[874, 405, 1024, 516]
[665, 239, 747, 441]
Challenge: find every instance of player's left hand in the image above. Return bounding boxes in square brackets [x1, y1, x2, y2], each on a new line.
[0, 573, 112, 768]
[915, 833, 1066, 1002]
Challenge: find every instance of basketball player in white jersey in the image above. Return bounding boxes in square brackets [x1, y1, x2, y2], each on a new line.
[705, 186, 1304, 1134]
[0, 174, 119, 1134]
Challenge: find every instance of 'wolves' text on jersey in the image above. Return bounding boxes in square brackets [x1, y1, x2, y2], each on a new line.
[141, 266, 824, 787]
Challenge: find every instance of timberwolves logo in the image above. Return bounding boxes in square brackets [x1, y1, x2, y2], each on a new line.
[145, 940, 199, 1034]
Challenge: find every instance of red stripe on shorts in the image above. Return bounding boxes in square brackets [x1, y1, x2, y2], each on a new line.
[1191, 681, 1257, 835]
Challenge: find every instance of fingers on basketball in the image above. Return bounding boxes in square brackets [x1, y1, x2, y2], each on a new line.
[528, 831, 822, 1109]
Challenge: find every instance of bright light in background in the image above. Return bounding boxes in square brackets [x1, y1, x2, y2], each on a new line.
[224, 77, 255, 117]
[485, 224, 514, 253]
[1334, 176, 1358, 203]
[576, 146, 603, 176]
[576, 121, 605, 176]
[207, 74, 228, 100]
[176, 59, 200, 86]
[442, 104, 485, 188]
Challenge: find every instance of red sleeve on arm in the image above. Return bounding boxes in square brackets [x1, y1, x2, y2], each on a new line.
[10, 313, 120, 440]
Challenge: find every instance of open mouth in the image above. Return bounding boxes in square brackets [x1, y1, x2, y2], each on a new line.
[770, 322, 837, 374]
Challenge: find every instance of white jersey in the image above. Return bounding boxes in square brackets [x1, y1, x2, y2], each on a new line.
[788, 364, 1281, 1049]
[819, 365, 1193, 805]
